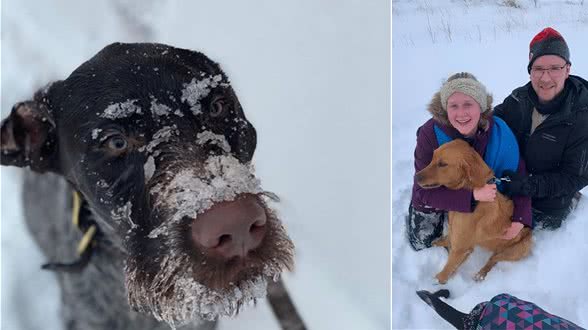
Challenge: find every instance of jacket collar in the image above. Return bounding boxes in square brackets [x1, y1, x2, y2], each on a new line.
[514, 75, 588, 119]
[434, 116, 494, 155]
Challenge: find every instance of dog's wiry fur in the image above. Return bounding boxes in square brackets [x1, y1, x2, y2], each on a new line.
[1, 43, 294, 329]
[415, 139, 532, 284]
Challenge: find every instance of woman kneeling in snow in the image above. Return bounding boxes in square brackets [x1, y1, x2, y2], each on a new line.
[406, 72, 532, 251]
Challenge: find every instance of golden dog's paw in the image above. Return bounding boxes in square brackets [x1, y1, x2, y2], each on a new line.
[435, 273, 449, 285]
[473, 272, 486, 282]
[432, 237, 449, 248]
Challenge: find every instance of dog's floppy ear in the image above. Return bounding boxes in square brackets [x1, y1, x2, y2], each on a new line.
[461, 149, 492, 188]
[1, 100, 57, 172]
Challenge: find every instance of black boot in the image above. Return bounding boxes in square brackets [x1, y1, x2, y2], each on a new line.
[416, 290, 469, 329]
[532, 208, 566, 230]
[406, 204, 445, 251]
[533, 192, 582, 230]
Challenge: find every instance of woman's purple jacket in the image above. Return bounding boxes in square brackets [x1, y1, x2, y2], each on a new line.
[411, 117, 533, 227]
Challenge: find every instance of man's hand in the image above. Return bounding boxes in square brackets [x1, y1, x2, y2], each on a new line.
[473, 184, 497, 202]
[500, 222, 524, 240]
[501, 170, 533, 197]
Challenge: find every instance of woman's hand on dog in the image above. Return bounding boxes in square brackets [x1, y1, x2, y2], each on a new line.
[500, 222, 524, 240]
[473, 184, 497, 202]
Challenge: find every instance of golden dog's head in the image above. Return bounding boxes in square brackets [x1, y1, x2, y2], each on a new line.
[415, 139, 493, 190]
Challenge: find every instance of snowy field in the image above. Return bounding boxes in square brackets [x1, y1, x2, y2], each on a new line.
[0, 1, 390, 329]
[393, 0, 588, 328]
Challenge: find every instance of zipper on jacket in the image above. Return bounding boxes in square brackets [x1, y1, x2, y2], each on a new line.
[531, 118, 573, 136]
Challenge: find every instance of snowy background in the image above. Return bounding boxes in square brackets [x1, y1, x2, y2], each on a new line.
[0, 1, 390, 329]
[393, 0, 588, 328]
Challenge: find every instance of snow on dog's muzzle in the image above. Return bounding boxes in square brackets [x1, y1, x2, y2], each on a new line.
[125, 153, 294, 327]
[148, 155, 263, 239]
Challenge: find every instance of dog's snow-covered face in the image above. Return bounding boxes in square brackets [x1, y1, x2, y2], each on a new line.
[0, 43, 294, 327]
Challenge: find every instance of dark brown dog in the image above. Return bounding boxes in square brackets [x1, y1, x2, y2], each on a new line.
[415, 139, 532, 284]
[1, 43, 294, 329]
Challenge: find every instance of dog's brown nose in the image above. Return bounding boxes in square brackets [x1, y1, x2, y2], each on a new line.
[191, 194, 267, 259]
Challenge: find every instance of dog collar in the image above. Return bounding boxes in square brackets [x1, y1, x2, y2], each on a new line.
[487, 176, 511, 185]
[41, 190, 99, 272]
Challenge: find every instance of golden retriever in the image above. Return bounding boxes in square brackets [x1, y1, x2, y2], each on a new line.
[415, 139, 532, 284]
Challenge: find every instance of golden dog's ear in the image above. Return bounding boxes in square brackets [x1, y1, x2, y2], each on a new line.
[461, 150, 492, 188]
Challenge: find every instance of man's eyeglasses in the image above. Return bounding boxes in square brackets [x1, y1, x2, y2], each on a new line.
[530, 64, 568, 78]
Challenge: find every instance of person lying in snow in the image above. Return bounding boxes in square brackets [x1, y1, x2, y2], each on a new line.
[406, 72, 532, 251]
[494, 27, 588, 230]
[416, 289, 585, 330]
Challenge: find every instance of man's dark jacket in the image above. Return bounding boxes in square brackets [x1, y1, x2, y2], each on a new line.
[494, 75, 588, 213]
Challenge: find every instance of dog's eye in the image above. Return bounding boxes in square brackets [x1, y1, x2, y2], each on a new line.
[105, 135, 128, 152]
[210, 96, 228, 117]
[438, 161, 448, 168]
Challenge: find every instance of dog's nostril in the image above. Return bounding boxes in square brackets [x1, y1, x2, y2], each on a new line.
[249, 221, 265, 234]
[217, 234, 232, 247]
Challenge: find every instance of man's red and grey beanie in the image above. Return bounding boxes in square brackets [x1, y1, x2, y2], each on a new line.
[527, 27, 570, 73]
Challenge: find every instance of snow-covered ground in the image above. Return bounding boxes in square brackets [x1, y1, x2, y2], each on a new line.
[0, 1, 390, 329]
[393, 0, 588, 328]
